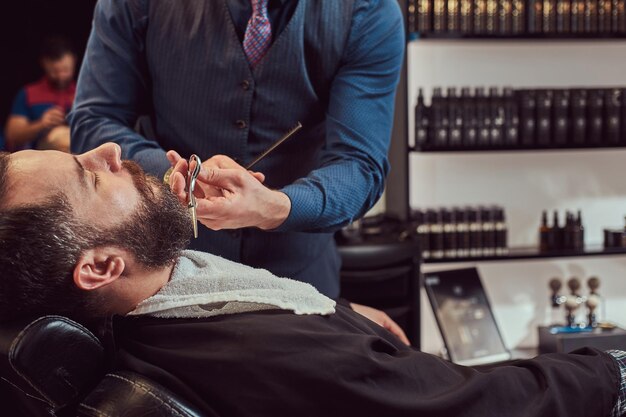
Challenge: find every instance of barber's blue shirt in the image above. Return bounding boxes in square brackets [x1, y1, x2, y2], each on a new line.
[69, 0, 404, 297]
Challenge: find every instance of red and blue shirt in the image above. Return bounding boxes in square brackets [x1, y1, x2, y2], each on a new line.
[10, 77, 76, 122]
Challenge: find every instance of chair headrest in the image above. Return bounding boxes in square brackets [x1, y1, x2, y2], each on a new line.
[1, 315, 105, 411]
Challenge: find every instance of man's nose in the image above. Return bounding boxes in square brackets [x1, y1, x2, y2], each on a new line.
[83, 143, 123, 172]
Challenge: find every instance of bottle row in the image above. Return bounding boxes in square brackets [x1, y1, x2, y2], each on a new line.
[410, 206, 508, 259]
[414, 86, 626, 150]
[408, 0, 626, 35]
[538, 209, 585, 252]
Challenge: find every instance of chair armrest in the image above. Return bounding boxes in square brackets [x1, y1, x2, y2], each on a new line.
[78, 371, 206, 417]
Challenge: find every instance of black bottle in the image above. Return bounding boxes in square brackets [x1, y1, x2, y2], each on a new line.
[569, 89, 587, 145]
[603, 89, 621, 145]
[575, 210, 585, 250]
[415, 88, 430, 149]
[511, 0, 526, 33]
[416, 0, 433, 33]
[519, 89, 537, 147]
[503, 87, 519, 147]
[539, 210, 550, 252]
[448, 87, 463, 147]
[489, 86, 504, 147]
[460, 0, 474, 33]
[455, 207, 471, 257]
[563, 211, 576, 250]
[469, 208, 483, 257]
[587, 89, 604, 146]
[571, 0, 585, 32]
[429, 209, 445, 259]
[556, 0, 571, 32]
[549, 210, 562, 250]
[462, 87, 478, 147]
[481, 206, 496, 256]
[552, 89, 570, 147]
[535, 89, 553, 147]
[443, 208, 458, 258]
[494, 206, 508, 255]
[476, 87, 491, 147]
[431, 87, 449, 148]
[447, 0, 461, 31]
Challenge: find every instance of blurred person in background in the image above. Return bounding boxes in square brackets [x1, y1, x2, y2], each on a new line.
[4, 36, 76, 152]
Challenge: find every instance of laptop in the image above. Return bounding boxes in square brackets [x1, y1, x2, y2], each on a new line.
[424, 267, 513, 366]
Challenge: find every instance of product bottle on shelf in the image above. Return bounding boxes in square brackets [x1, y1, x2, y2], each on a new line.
[469, 208, 483, 257]
[489, 86, 504, 146]
[455, 207, 471, 257]
[481, 206, 496, 256]
[571, 0, 585, 32]
[476, 87, 491, 146]
[584, 0, 598, 33]
[539, 210, 550, 252]
[448, 87, 463, 147]
[552, 89, 570, 147]
[569, 89, 587, 145]
[528, 0, 543, 33]
[535, 89, 553, 147]
[563, 211, 576, 250]
[503, 87, 519, 147]
[542, 0, 557, 33]
[575, 210, 585, 250]
[416, 0, 433, 33]
[433, 0, 447, 32]
[494, 206, 508, 255]
[462, 87, 478, 147]
[431, 87, 449, 148]
[429, 209, 445, 259]
[603, 88, 621, 145]
[498, 0, 513, 34]
[586, 89, 604, 145]
[549, 210, 562, 250]
[511, 0, 526, 33]
[519, 89, 537, 147]
[447, 0, 461, 31]
[412, 209, 432, 259]
[556, 0, 571, 33]
[486, 0, 499, 33]
[474, 0, 489, 33]
[415, 88, 430, 149]
[460, 0, 473, 33]
[443, 208, 458, 258]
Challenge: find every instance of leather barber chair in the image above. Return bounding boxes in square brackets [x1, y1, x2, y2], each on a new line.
[0, 315, 206, 416]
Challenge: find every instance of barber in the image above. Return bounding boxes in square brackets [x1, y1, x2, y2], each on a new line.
[70, 0, 407, 344]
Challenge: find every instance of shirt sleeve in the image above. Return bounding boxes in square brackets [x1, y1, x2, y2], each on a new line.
[68, 0, 170, 178]
[277, 0, 405, 233]
[10, 89, 30, 119]
[607, 350, 626, 417]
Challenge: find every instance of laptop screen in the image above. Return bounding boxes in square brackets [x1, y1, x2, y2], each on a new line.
[424, 268, 511, 366]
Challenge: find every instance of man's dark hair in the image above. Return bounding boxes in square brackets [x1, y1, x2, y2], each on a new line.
[0, 152, 103, 322]
[40, 35, 75, 61]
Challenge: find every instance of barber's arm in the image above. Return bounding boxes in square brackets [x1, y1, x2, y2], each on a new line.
[68, 0, 170, 178]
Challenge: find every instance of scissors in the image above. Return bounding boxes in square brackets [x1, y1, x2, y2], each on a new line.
[187, 154, 202, 238]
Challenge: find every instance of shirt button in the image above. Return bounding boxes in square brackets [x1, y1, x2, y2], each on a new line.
[235, 120, 247, 129]
[241, 80, 251, 90]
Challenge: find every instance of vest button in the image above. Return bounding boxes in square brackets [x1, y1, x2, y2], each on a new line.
[235, 120, 247, 129]
[241, 80, 251, 90]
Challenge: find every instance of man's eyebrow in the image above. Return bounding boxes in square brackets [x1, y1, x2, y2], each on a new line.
[73, 156, 89, 190]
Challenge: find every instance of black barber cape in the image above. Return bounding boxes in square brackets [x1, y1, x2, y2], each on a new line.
[112, 305, 620, 417]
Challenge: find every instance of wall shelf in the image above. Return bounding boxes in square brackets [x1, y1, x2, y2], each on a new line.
[411, 144, 626, 153]
[423, 245, 626, 263]
[409, 33, 626, 41]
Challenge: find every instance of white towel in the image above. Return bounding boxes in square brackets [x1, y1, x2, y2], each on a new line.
[128, 250, 336, 318]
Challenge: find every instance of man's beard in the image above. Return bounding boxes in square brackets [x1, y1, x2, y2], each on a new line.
[96, 161, 193, 269]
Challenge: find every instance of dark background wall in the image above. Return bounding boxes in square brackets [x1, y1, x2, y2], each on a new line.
[0, 0, 98, 129]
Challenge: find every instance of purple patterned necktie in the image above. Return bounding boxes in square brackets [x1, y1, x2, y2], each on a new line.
[243, 0, 272, 68]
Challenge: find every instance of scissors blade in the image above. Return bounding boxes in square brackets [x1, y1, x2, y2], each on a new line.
[187, 155, 202, 239]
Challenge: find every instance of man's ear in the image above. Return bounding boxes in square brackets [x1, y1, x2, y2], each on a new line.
[73, 248, 126, 291]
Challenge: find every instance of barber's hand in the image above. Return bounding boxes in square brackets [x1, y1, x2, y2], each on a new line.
[166, 151, 290, 230]
[39, 106, 66, 129]
[166, 151, 265, 199]
[350, 303, 411, 346]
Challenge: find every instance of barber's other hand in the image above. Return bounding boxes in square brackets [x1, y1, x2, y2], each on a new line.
[39, 106, 65, 129]
[350, 303, 411, 346]
[166, 151, 265, 200]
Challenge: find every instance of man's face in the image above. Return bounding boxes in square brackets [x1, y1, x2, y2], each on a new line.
[42, 53, 76, 90]
[6, 143, 192, 268]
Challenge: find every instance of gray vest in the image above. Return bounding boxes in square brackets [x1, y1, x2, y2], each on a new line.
[144, 0, 355, 296]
